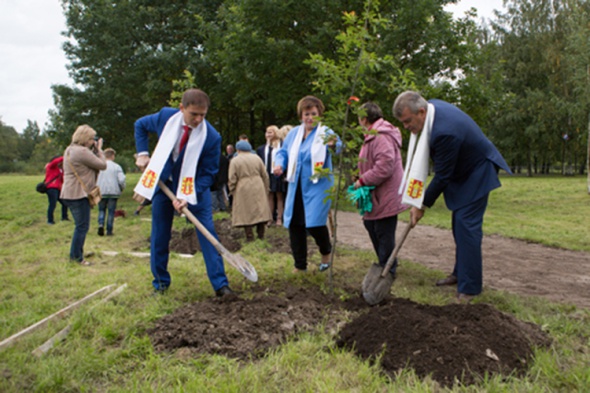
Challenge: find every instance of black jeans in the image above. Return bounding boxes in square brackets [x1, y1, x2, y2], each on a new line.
[363, 215, 398, 275]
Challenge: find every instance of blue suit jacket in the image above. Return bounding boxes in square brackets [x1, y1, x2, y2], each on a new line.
[423, 100, 511, 210]
[134, 107, 221, 197]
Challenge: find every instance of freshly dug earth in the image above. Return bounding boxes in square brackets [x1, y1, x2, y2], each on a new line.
[148, 285, 549, 386]
[336, 298, 550, 386]
[150, 216, 554, 386]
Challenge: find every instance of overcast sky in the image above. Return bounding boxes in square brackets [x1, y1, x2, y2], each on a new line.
[0, 0, 505, 134]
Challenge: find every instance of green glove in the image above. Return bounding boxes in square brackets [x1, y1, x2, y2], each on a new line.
[347, 184, 375, 215]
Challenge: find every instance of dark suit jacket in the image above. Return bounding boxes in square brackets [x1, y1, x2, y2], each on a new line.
[134, 107, 221, 196]
[423, 100, 511, 210]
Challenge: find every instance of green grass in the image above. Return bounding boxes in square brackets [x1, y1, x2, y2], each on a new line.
[0, 174, 589, 392]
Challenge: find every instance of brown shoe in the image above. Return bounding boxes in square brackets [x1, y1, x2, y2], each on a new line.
[436, 274, 458, 286]
[456, 293, 475, 304]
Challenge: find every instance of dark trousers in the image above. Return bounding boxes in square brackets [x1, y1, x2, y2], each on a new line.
[452, 194, 489, 295]
[150, 180, 229, 292]
[46, 188, 68, 223]
[363, 215, 398, 275]
[288, 180, 331, 270]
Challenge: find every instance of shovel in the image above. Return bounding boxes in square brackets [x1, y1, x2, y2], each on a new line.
[158, 181, 258, 282]
[361, 223, 412, 305]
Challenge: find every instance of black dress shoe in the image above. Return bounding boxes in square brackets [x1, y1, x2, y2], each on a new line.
[98, 227, 104, 236]
[215, 286, 235, 297]
[436, 274, 458, 286]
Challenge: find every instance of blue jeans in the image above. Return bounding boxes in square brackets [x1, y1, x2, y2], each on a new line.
[63, 198, 91, 262]
[46, 188, 68, 223]
[98, 198, 118, 234]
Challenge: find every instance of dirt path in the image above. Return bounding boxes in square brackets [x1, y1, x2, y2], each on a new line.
[334, 211, 590, 309]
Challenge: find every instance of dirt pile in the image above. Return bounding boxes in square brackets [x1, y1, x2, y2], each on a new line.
[337, 298, 551, 386]
[148, 286, 550, 386]
[148, 286, 347, 359]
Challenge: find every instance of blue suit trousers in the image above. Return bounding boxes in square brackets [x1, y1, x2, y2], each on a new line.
[451, 194, 489, 295]
[150, 181, 229, 292]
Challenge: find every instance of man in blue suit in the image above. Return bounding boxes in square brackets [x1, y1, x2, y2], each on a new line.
[134, 89, 233, 297]
[393, 91, 511, 303]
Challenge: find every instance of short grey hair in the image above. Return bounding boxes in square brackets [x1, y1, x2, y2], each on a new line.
[392, 91, 428, 119]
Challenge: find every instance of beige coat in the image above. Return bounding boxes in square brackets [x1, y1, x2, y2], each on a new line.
[228, 152, 272, 227]
[61, 145, 107, 200]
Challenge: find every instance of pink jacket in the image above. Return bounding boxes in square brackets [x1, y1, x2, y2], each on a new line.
[358, 118, 407, 220]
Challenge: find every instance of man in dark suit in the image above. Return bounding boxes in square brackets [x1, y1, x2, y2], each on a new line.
[134, 89, 233, 297]
[393, 91, 511, 302]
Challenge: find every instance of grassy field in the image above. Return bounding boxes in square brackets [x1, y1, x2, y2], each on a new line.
[0, 174, 589, 392]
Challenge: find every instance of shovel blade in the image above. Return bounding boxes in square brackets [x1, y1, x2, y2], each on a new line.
[223, 251, 258, 282]
[362, 263, 394, 305]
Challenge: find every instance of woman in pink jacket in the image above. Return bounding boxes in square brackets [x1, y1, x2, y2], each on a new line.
[353, 102, 407, 277]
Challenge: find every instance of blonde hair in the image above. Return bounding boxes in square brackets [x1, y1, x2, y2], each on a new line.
[266, 125, 280, 148]
[71, 125, 97, 146]
[278, 125, 293, 140]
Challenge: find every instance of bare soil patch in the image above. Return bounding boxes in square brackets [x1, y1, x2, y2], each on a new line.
[147, 214, 562, 386]
[148, 285, 549, 386]
[334, 211, 590, 309]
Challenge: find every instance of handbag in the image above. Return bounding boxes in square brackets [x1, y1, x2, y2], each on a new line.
[67, 150, 102, 208]
[35, 175, 60, 194]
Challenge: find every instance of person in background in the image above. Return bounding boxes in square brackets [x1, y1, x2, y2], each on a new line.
[226, 144, 236, 160]
[353, 102, 406, 278]
[96, 148, 126, 236]
[44, 155, 69, 224]
[61, 125, 106, 266]
[273, 95, 342, 273]
[257, 125, 287, 226]
[134, 88, 234, 297]
[278, 125, 293, 141]
[134, 198, 152, 215]
[211, 151, 229, 212]
[228, 140, 272, 241]
[392, 90, 511, 303]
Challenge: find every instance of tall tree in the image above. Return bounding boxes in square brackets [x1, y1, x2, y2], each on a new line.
[50, 0, 222, 153]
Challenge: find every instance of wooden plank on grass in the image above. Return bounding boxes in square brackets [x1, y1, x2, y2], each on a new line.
[0, 284, 116, 351]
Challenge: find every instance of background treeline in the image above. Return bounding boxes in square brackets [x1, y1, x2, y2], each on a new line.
[1, 0, 589, 177]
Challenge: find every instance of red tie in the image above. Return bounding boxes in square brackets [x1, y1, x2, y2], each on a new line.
[179, 125, 191, 152]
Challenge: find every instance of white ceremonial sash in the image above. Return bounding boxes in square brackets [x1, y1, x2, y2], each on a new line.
[286, 123, 327, 184]
[134, 112, 206, 205]
[177, 120, 206, 205]
[399, 103, 435, 208]
[309, 124, 327, 184]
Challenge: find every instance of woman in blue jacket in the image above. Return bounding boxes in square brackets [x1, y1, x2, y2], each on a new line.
[273, 96, 342, 273]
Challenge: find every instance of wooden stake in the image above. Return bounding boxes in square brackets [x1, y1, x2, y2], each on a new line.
[31, 284, 127, 357]
[0, 284, 116, 351]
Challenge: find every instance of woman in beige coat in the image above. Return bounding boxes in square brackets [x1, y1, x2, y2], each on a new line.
[61, 125, 106, 265]
[228, 140, 272, 241]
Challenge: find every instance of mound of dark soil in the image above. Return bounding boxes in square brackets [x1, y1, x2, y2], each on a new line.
[337, 298, 551, 386]
[148, 286, 346, 359]
[148, 285, 550, 386]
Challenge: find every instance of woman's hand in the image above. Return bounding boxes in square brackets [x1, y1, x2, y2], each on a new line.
[273, 165, 284, 176]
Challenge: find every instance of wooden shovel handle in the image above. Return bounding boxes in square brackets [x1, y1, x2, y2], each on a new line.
[157, 181, 228, 256]
[381, 223, 412, 278]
